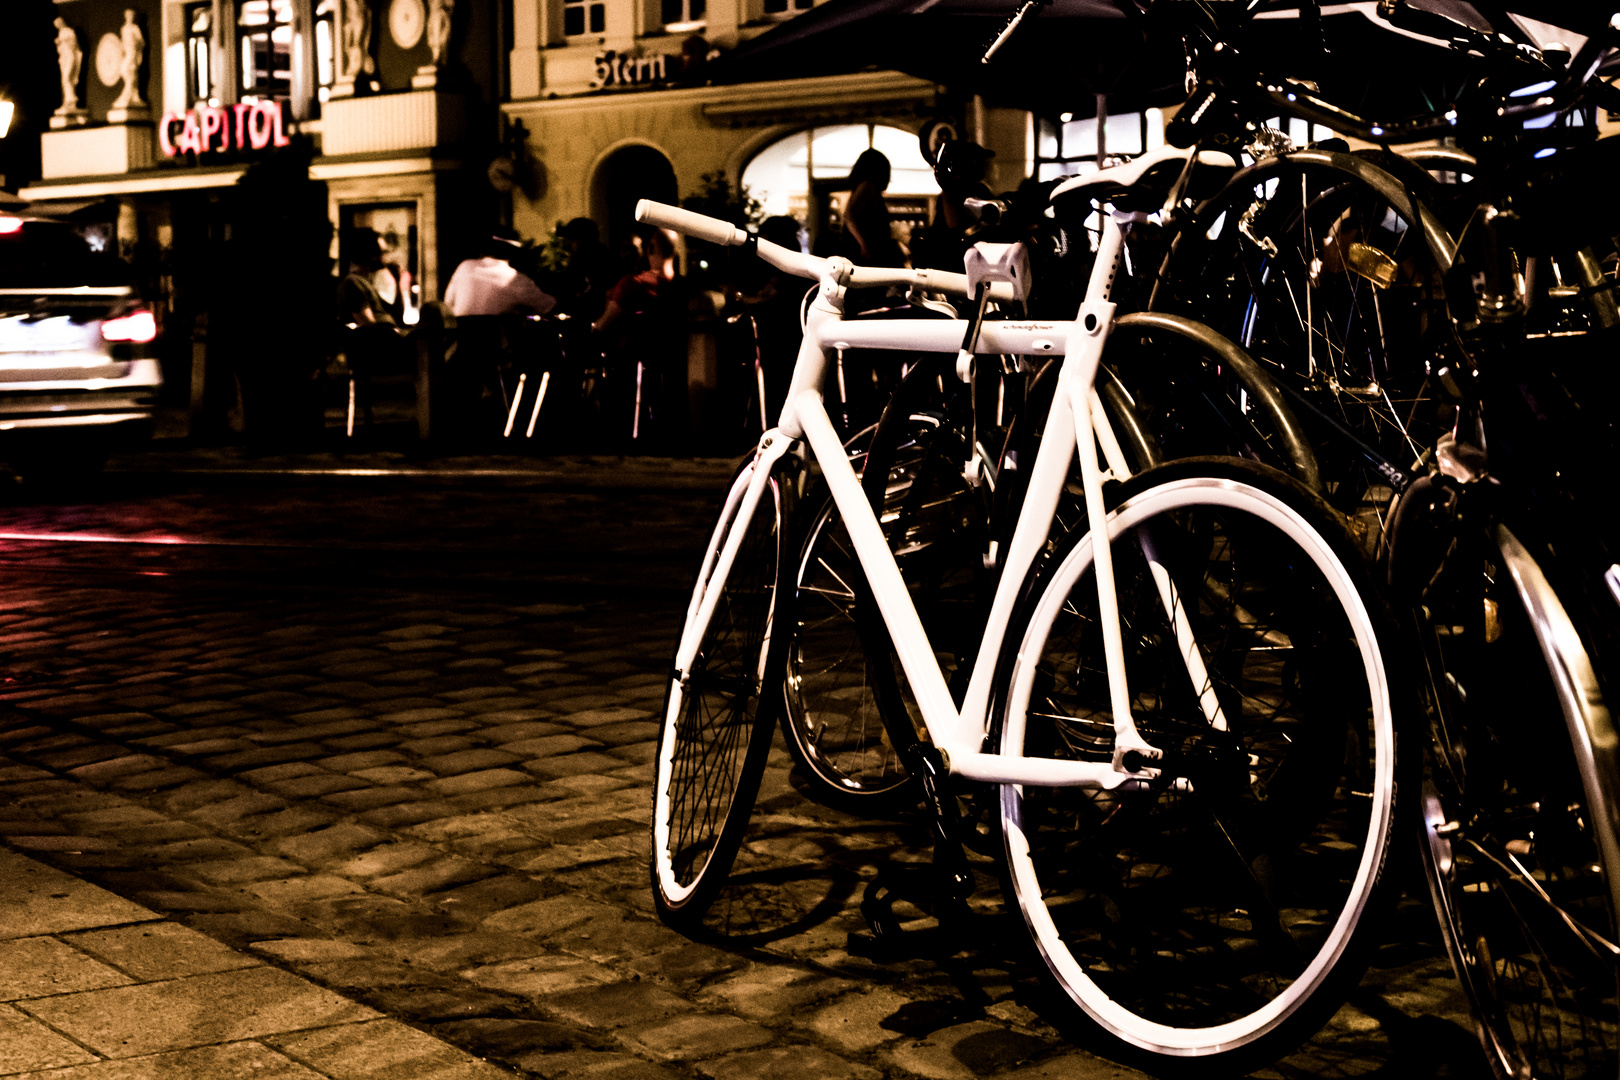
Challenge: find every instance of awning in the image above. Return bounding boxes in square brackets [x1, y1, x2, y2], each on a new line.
[714, 0, 1187, 116]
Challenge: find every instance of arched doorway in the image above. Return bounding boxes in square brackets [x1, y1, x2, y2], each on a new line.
[740, 124, 940, 256]
[593, 145, 677, 255]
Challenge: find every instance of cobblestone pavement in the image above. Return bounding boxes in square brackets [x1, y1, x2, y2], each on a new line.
[0, 453, 1488, 1079]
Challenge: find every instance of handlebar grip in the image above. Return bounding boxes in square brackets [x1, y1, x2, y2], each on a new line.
[634, 200, 748, 247]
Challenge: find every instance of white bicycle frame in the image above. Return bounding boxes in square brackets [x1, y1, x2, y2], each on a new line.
[648, 145, 1229, 792]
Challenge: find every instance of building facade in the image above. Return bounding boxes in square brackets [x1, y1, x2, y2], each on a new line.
[12, 0, 1060, 435]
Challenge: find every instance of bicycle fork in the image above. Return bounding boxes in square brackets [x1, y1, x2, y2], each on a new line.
[669, 433, 795, 694]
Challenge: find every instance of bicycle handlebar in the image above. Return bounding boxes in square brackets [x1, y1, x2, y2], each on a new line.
[635, 199, 1016, 301]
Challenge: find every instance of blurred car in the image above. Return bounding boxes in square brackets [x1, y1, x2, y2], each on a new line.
[0, 207, 162, 479]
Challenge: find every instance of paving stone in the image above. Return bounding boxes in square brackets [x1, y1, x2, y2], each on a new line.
[186, 793, 288, 827]
[359, 801, 460, 828]
[67, 755, 169, 782]
[63, 921, 260, 980]
[462, 955, 622, 998]
[544, 982, 695, 1030]
[434, 1018, 602, 1066]
[0, 1002, 99, 1073]
[251, 937, 377, 963]
[427, 768, 529, 796]
[0, 849, 160, 937]
[271, 823, 388, 865]
[322, 786, 422, 812]
[0, 936, 133, 999]
[266, 1017, 517, 1080]
[992, 1050, 1152, 1080]
[503, 736, 602, 758]
[805, 989, 913, 1054]
[371, 856, 495, 898]
[696, 1047, 880, 1080]
[885, 1021, 1051, 1080]
[382, 709, 467, 726]
[7, 1041, 329, 1080]
[188, 856, 309, 886]
[245, 875, 370, 905]
[624, 1014, 775, 1061]
[526, 749, 637, 780]
[417, 750, 521, 776]
[699, 967, 855, 1022]
[481, 897, 621, 938]
[324, 750, 407, 772]
[22, 966, 378, 1057]
[333, 843, 440, 879]
[514, 1049, 679, 1080]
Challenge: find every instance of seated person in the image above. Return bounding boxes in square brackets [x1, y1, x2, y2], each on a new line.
[443, 234, 557, 317]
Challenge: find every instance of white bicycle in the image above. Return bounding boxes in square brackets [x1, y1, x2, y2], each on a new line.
[644, 181, 1409, 1070]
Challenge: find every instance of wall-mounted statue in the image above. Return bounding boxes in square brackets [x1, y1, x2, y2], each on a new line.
[334, 0, 377, 97]
[426, 0, 455, 66]
[51, 17, 88, 128]
[410, 0, 455, 88]
[108, 8, 149, 122]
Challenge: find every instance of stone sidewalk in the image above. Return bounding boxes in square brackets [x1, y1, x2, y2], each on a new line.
[0, 464, 1489, 1080]
[0, 846, 510, 1078]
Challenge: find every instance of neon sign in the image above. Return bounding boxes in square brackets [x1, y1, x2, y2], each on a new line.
[158, 101, 291, 157]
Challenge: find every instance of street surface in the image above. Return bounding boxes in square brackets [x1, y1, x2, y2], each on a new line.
[0, 449, 1485, 1079]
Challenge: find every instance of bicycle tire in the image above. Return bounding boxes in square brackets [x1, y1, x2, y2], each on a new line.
[1149, 152, 1453, 552]
[1416, 519, 1620, 1079]
[780, 383, 986, 814]
[651, 455, 790, 927]
[993, 456, 1408, 1071]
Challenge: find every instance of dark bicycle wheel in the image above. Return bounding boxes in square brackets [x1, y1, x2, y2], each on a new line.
[1417, 520, 1620, 1079]
[781, 378, 988, 813]
[651, 457, 790, 927]
[1150, 151, 1452, 552]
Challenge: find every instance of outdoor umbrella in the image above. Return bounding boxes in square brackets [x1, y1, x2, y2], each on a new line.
[713, 0, 1190, 117]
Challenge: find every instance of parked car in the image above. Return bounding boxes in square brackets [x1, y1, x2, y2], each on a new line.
[0, 207, 162, 480]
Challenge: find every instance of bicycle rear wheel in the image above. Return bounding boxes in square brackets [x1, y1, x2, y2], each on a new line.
[1418, 522, 1620, 1079]
[652, 458, 788, 927]
[995, 457, 1406, 1071]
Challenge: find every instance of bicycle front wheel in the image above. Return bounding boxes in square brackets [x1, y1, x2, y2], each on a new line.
[652, 458, 787, 927]
[995, 457, 1406, 1071]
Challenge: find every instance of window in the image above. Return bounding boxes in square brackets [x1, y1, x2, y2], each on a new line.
[238, 0, 294, 99]
[315, 0, 336, 102]
[763, 0, 814, 13]
[662, 0, 704, 29]
[1034, 109, 1161, 182]
[185, 3, 213, 105]
[564, 0, 605, 36]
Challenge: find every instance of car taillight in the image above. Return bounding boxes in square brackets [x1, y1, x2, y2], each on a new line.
[101, 310, 157, 344]
[0, 217, 22, 235]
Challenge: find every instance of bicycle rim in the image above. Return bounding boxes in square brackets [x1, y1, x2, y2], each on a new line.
[1420, 527, 1620, 1079]
[999, 468, 1397, 1059]
[652, 465, 783, 918]
[783, 494, 910, 802]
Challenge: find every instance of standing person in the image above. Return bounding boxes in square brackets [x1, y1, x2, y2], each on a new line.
[592, 227, 684, 447]
[841, 148, 903, 268]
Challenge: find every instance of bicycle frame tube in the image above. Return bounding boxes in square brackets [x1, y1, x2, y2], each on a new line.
[777, 214, 1162, 789]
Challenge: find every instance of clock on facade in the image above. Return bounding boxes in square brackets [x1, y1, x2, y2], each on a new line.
[389, 0, 426, 50]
